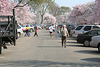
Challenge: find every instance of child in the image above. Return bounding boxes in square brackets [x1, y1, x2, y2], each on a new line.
[34, 26, 38, 37]
[25, 25, 30, 37]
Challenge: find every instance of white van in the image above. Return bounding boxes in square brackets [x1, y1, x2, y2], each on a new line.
[17, 24, 24, 38]
[72, 25, 100, 38]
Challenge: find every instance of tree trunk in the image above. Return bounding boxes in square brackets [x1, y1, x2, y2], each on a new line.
[41, 14, 44, 24]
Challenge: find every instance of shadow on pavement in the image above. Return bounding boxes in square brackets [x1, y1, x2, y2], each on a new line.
[75, 50, 100, 55]
[67, 41, 80, 44]
[81, 58, 100, 62]
[43, 34, 50, 36]
[67, 45, 84, 47]
[0, 60, 99, 67]
[38, 46, 62, 48]
[58, 41, 78, 44]
[67, 37, 76, 40]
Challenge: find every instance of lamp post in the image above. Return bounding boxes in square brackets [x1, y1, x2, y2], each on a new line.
[13, 8, 16, 46]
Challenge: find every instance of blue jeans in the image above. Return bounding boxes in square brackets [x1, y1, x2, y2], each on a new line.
[25, 32, 30, 37]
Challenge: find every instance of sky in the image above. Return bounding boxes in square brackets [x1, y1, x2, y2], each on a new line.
[55, 0, 95, 9]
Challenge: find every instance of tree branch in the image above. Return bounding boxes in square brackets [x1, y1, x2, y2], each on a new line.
[14, 0, 31, 8]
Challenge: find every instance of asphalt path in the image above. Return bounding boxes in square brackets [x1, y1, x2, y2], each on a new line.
[0, 30, 100, 67]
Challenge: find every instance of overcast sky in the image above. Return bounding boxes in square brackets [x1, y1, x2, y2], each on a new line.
[55, 0, 95, 9]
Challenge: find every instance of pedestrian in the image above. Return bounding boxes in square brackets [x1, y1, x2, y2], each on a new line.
[52, 24, 55, 34]
[25, 25, 30, 37]
[61, 25, 69, 48]
[49, 25, 53, 37]
[34, 26, 38, 37]
[56, 26, 60, 37]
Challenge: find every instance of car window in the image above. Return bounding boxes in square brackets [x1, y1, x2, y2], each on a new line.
[75, 26, 83, 30]
[30, 25, 33, 27]
[89, 30, 98, 35]
[84, 26, 91, 31]
[27, 25, 29, 27]
[17, 25, 21, 29]
[84, 32, 89, 35]
[97, 31, 100, 35]
[93, 26, 99, 29]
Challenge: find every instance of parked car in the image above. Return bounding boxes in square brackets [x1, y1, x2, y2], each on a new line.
[32, 24, 37, 27]
[77, 29, 100, 46]
[22, 24, 34, 32]
[36, 25, 42, 29]
[90, 35, 100, 52]
[17, 24, 24, 38]
[72, 25, 100, 38]
[66, 24, 76, 35]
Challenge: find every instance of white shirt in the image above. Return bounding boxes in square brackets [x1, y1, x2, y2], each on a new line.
[49, 26, 53, 32]
[52, 25, 55, 30]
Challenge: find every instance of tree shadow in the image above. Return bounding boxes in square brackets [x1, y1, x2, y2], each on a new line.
[67, 37, 76, 40]
[81, 58, 100, 62]
[67, 45, 84, 47]
[58, 41, 84, 47]
[38, 46, 62, 48]
[43, 34, 50, 36]
[75, 50, 100, 55]
[67, 41, 80, 44]
[0, 60, 99, 67]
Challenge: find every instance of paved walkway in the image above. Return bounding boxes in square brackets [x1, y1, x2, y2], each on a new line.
[0, 30, 100, 67]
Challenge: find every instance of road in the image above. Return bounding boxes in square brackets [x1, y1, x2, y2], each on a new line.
[0, 30, 100, 67]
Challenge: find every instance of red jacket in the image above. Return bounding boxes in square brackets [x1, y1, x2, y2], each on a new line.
[35, 29, 37, 32]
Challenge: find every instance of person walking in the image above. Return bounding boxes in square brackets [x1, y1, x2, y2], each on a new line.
[25, 25, 30, 37]
[56, 26, 60, 37]
[49, 25, 53, 37]
[34, 26, 38, 37]
[61, 25, 69, 48]
[52, 24, 55, 35]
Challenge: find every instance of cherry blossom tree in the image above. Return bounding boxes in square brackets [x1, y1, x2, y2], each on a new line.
[43, 14, 56, 24]
[68, 1, 95, 25]
[0, 0, 36, 24]
[56, 13, 71, 24]
[11, 2, 36, 24]
[0, 0, 12, 15]
[93, 0, 100, 24]
[13, 4, 36, 24]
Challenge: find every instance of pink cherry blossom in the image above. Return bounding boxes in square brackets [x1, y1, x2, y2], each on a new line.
[44, 14, 56, 24]
[0, 0, 36, 24]
[68, 1, 95, 25]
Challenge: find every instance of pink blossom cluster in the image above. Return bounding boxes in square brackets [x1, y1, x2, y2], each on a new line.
[0, 0, 36, 24]
[56, 13, 70, 24]
[15, 5, 36, 24]
[0, 0, 12, 15]
[56, 15, 66, 24]
[68, 1, 95, 25]
[44, 14, 56, 24]
[93, 0, 100, 24]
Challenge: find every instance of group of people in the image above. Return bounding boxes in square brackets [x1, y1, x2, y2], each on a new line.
[49, 24, 69, 48]
[25, 25, 38, 37]
[25, 24, 69, 48]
